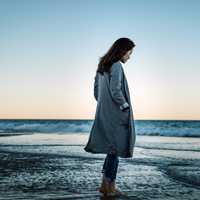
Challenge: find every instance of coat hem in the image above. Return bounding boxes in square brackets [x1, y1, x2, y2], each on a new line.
[84, 146, 133, 158]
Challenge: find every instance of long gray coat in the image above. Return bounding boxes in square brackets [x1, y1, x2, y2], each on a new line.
[84, 61, 136, 158]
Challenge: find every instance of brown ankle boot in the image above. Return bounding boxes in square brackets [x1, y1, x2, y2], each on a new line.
[107, 180, 123, 196]
[99, 174, 109, 194]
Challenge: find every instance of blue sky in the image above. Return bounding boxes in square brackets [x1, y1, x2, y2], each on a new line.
[0, 0, 200, 119]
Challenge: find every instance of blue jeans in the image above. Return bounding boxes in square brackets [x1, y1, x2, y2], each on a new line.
[101, 152, 119, 182]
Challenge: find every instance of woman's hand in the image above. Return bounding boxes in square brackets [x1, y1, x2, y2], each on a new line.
[122, 106, 130, 112]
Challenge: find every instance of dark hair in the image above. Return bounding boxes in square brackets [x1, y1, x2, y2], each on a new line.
[97, 37, 136, 75]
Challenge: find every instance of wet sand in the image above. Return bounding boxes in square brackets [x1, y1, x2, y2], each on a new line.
[0, 134, 200, 199]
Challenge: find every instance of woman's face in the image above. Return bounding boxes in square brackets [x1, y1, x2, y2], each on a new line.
[120, 49, 133, 63]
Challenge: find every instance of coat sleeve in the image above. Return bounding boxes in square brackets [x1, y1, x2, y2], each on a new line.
[94, 72, 99, 101]
[109, 62, 129, 110]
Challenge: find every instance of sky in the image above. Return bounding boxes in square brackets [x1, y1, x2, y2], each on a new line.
[0, 0, 200, 120]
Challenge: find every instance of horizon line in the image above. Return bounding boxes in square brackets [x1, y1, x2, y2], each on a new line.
[0, 118, 199, 121]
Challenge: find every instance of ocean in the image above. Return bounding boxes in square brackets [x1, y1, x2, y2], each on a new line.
[0, 119, 200, 137]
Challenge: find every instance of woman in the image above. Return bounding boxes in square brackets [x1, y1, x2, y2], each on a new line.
[84, 37, 136, 196]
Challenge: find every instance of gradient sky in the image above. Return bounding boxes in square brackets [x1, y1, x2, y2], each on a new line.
[0, 0, 200, 120]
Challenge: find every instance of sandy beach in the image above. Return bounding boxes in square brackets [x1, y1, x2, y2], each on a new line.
[0, 133, 200, 199]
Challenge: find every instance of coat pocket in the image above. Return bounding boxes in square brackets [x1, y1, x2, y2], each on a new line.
[119, 109, 130, 125]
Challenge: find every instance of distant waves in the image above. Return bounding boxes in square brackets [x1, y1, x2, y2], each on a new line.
[0, 119, 200, 137]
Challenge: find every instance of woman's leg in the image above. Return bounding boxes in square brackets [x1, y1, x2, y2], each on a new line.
[100, 152, 123, 196]
[101, 154, 108, 174]
[101, 152, 119, 182]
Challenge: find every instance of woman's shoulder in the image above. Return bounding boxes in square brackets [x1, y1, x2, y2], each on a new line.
[110, 61, 123, 72]
[112, 60, 122, 66]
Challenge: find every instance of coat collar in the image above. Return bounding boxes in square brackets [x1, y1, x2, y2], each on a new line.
[119, 60, 124, 66]
[119, 63, 130, 103]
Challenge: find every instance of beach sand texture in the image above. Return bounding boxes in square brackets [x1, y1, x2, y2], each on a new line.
[0, 134, 200, 200]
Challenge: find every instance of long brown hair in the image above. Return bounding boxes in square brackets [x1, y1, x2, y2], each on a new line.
[97, 37, 136, 75]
